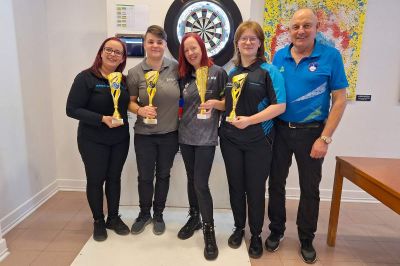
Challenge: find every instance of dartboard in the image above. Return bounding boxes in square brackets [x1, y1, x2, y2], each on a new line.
[164, 0, 242, 66]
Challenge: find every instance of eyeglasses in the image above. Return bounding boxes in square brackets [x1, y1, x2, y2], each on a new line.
[238, 36, 259, 44]
[103, 47, 124, 57]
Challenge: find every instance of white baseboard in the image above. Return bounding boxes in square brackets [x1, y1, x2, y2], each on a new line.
[0, 238, 9, 262]
[0, 239, 9, 262]
[57, 178, 86, 191]
[0, 181, 58, 235]
[272, 187, 378, 203]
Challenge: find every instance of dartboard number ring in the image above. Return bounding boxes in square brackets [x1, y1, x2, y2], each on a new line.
[164, 0, 242, 66]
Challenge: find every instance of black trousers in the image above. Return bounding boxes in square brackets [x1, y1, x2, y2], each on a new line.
[78, 136, 130, 221]
[180, 144, 216, 223]
[220, 133, 273, 236]
[134, 131, 178, 215]
[268, 124, 323, 241]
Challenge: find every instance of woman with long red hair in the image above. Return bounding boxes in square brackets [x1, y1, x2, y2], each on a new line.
[66, 37, 131, 241]
[177, 33, 227, 260]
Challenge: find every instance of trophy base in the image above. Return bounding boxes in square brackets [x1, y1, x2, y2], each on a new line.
[112, 118, 124, 125]
[225, 116, 237, 122]
[197, 113, 211, 119]
[143, 118, 157, 124]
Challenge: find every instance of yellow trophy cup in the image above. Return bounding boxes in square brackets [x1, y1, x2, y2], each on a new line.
[195, 66, 210, 119]
[226, 73, 248, 122]
[143, 70, 159, 124]
[107, 72, 124, 125]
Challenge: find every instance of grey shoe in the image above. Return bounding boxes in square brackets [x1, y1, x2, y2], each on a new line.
[300, 239, 317, 264]
[153, 213, 165, 235]
[265, 232, 284, 252]
[131, 213, 152, 234]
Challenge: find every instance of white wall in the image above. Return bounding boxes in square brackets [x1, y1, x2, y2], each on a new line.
[0, 0, 57, 236]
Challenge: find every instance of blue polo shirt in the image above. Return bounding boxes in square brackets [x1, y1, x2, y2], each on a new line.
[273, 41, 348, 123]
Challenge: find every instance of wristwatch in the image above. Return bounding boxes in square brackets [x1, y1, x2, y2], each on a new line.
[320, 136, 332, 144]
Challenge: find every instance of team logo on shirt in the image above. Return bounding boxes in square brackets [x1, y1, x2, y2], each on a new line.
[308, 62, 318, 72]
[279, 66, 285, 72]
[183, 82, 190, 95]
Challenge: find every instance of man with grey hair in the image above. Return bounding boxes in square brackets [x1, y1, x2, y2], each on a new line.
[267, 8, 348, 263]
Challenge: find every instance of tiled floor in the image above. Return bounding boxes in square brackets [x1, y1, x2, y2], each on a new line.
[1, 191, 400, 265]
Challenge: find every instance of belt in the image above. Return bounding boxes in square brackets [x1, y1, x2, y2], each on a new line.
[275, 118, 324, 129]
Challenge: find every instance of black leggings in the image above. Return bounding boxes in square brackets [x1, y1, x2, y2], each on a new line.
[220, 133, 273, 236]
[180, 144, 216, 223]
[78, 136, 129, 220]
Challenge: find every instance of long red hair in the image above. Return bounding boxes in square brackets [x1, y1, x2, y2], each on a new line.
[89, 37, 127, 78]
[178, 33, 213, 78]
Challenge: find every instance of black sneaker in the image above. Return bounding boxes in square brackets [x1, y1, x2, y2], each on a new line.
[248, 235, 263, 259]
[93, 219, 107, 241]
[300, 239, 317, 264]
[228, 228, 244, 249]
[153, 213, 165, 235]
[265, 232, 284, 252]
[106, 215, 130, 235]
[131, 213, 152, 234]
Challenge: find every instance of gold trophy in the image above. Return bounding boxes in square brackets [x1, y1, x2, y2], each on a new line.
[195, 66, 210, 119]
[143, 70, 159, 124]
[107, 72, 124, 125]
[226, 73, 248, 122]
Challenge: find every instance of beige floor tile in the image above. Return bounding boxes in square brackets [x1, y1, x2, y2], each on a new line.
[281, 259, 323, 266]
[64, 210, 93, 231]
[377, 241, 400, 263]
[363, 263, 400, 266]
[321, 261, 364, 266]
[345, 239, 398, 264]
[3, 228, 26, 243]
[22, 211, 74, 231]
[313, 239, 359, 262]
[250, 257, 283, 266]
[343, 209, 384, 225]
[277, 236, 301, 260]
[7, 229, 60, 251]
[0, 250, 41, 266]
[45, 230, 91, 253]
[31, 251, 77, 266]
[336, 223, 372, 241]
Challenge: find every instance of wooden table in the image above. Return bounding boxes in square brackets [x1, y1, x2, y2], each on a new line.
[327, 156, 400, 246]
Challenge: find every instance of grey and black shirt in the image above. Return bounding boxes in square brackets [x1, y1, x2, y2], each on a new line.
[179, 64, 227, 146]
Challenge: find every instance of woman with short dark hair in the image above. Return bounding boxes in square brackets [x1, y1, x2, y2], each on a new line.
[127, 25, 180, 236]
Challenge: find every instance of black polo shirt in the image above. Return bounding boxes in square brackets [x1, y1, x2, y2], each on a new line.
[220, 59, 285, 144]
[66, 69, 130, 144]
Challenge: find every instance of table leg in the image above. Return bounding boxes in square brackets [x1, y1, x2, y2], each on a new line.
[327, 161, 344, 246]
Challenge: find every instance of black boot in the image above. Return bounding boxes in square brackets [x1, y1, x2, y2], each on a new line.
[203, 222, 218, 260]
[93, 219, 107, 242]
[177, 208, 202, 240]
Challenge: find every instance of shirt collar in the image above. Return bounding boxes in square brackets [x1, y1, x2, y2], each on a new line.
[141, 57, 171, 71]
[239, 58, 263, 71]
[284, 40, 322, 59]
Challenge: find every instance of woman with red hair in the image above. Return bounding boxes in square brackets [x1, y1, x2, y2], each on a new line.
[177, 33, 227, 260]
[66, 37, 130, 241]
